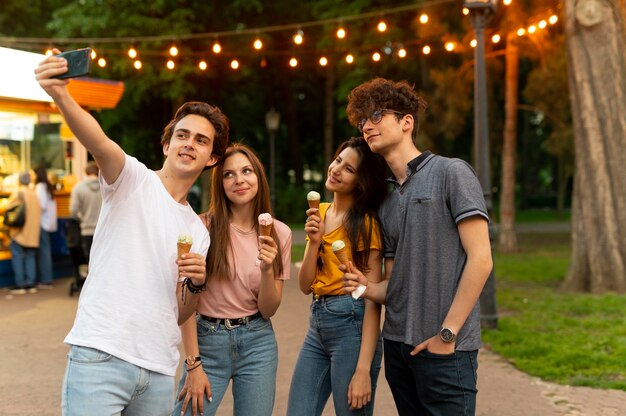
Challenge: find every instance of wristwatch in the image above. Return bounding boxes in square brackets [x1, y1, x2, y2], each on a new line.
[185, 355, 201, 366]
[439, 327, 456, 343]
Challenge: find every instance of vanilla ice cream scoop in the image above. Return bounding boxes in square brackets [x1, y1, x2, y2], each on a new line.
[307, 191, 321, 209]
[178, 234, 193, 244]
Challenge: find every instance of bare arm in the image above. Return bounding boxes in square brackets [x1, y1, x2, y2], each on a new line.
[347, 249, 383, 409]
[411, 216, 492, 355]
[297, 208, 323, 294]
[177, 315, 212, 416]
[176, 252, 208, 324]
[34, 49, 125, 184]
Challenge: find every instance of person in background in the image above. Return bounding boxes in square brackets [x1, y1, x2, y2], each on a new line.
[7, 171, 41, 294]
[287, 137, 388, 415]
[36, 49, 228, 416]
[70, 161, 102, 262]
[344, 78, 493, 416]
[34, 165, 58, 289]
[174, 144, 292, 416]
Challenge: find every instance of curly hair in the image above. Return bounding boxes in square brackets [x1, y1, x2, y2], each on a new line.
[160, 101, 229, 167]
[346, 78, 428, 142]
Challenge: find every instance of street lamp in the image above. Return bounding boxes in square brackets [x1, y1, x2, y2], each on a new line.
[265, 108, 281, 212]
[465, 0, 498, 329]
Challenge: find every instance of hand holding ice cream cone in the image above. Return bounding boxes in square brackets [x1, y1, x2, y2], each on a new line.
[333, 240, 366, 299]
[257, 213, 274, 266]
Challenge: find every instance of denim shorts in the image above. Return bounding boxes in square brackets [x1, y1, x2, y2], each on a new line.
[173, 314, 278, 416]
[62, 345, 174, 416]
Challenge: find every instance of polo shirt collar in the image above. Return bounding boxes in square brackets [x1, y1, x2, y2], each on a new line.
[387, 150, 433, 187]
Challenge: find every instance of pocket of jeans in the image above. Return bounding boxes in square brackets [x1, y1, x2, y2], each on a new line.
[197, 318, 218, 335]
[247, 317, 272, 332]
[420, 349, 456, 359]
[323, 297, 358, 316]
[68, 346, 113, 364]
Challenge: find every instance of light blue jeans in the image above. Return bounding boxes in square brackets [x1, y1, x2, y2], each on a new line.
[10, 240, 37, 287]
[287, 295, 383, 416]
[62, 345, 175, 416]
[173, 314, 278, 416]
[38, 229, 54, 284]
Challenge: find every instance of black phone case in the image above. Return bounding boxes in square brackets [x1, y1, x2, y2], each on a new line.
[53, 48, 92, 79]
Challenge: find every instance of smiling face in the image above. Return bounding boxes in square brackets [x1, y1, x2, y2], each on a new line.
[325, 146, 361, 195]
[222, 152, 259, 207]
[163, 114, 218, 175]
[360, 110, 413, 156]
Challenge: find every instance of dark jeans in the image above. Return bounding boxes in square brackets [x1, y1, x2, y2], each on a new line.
[384, 338, 478, 416]
[81, 235, 93, 264]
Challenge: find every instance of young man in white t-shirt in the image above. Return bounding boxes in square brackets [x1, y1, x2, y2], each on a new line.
[35, 49, 229, 416]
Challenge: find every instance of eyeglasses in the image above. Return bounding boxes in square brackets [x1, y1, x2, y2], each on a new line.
[358, 109, 404, 132]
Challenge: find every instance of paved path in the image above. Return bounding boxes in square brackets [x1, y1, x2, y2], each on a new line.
[2, 268, 626, 415]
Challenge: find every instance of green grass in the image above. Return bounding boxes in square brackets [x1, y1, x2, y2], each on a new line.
[484, 232, 626, 390]
[291, 244, 305, 262]
[514, 209, 571, 223]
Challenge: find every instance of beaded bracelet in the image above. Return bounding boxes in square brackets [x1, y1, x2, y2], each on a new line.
[181, 277, 206, 304]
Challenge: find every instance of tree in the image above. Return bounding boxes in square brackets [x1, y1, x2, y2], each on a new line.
[563, 0, 626, 292]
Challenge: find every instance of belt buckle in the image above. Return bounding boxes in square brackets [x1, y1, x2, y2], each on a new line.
[224, 318, 240, 330]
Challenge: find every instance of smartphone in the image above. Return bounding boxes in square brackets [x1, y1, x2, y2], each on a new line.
[52, 48, 92, 79]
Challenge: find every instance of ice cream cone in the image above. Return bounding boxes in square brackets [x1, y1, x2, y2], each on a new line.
[260, 223, 273, 237]
[177, 242, 192, 259]
[333, 246, 349, 265]
[332, 240, 350, 265]
[307, 191, 321, 209]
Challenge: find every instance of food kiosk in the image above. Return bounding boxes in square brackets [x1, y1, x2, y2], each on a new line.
[0, 47, 124, 287]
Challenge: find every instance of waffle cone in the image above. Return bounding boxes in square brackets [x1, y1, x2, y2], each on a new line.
[333, 246, 350, 265]
[308, 199, 320, 209]
[260, 223, 273, 237]
[177, 242, 192, 259]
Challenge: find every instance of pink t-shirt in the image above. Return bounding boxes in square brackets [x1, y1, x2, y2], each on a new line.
[197, 220, 292, 318]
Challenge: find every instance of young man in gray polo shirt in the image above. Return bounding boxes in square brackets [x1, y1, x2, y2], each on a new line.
[344, 78, 493, 415]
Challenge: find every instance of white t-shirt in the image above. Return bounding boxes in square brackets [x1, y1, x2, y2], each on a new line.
[64, 155, 210, 376]
[35, 182, 57, 232]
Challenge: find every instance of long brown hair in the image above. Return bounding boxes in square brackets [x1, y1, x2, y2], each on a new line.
[333, 137, 388, 272]
[205, 144, 284, 280]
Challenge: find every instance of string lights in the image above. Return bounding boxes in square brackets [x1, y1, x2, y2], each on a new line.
[0, 0, 561, 72]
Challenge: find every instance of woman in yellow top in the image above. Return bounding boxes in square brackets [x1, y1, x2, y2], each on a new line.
[287, 137, 388, 415]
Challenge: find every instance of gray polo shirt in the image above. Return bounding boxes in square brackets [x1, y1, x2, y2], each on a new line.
[379, 152, 489, 350]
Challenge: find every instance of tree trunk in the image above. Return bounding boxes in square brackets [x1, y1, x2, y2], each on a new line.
[323, 68, 335, 202]
[498, 33, 519, 253]
[562, 0, 626, 293]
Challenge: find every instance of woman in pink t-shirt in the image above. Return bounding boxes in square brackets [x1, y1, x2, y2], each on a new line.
[174, 144, 292, 416]
[287, 137, 389, 415]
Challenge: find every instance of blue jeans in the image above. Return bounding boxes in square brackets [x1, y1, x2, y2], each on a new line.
[10, 240, 37, 287]
[38, 229, 54, 284]
[173, 314, 278, 416]
[62, 345, 175, 416]
[384, 339, 479, 416]
[287, 295, 382, 416]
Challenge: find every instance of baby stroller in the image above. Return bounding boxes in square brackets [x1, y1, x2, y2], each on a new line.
[65, 218, 88, 296]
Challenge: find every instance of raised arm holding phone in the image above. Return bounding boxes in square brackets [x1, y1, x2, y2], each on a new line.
[35, 49, 230, 416]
